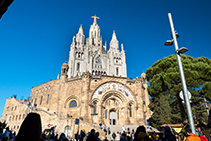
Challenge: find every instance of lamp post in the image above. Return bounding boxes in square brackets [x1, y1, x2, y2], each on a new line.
[165, 13, 196, 134]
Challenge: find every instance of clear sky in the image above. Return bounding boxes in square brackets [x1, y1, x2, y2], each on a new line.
[0, 0, 211, 116]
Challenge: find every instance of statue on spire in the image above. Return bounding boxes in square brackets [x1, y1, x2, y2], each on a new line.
[91, 15, 100, 24]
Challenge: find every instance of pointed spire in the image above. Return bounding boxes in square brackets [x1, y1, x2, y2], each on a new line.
[121, 43, 125, 53]
[111, 30, 117, 41]
[78, 24, 84, 35]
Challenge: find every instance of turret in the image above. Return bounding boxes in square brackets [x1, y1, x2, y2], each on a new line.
[61, 61, 69, 81]
[76, 25, 85, 46]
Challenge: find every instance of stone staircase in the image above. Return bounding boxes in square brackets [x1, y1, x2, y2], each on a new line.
[95, 125, 160, 141]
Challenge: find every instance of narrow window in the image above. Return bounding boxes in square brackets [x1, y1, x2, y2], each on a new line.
[130, 104, 132, 117]
[118, 110, 119, 119]
[19, 115, 21, 120]
[94, 102, 97, 114]
[47, 94, 50, 104]
[69, 100, 77, 108]
[116, 68, 119, 75]
[12, 116, 14, 121]
[14, 106, 17, 110]
[105, 110, 107, 119]
[40, 96, 43, 105]
[9, 116, 11, 121]
[22, 114, 25, 120]
[11, 107, 13, 111]
[77, 63, 80, 71]
[14, 126, 16, 129]
[15, 115, 18, 121]
[34, 98, 37, 104]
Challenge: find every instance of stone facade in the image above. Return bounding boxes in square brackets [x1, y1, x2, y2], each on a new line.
[1, 16, 151, 137]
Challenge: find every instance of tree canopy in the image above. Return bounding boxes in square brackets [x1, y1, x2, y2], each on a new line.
[146, 55, 211, 127]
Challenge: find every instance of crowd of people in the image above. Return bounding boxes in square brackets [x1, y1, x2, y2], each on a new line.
[0, 113, 211, 141]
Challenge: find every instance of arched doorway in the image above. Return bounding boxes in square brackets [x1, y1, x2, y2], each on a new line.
[64, 125, 71, 138]
[109, 110, 116, 125]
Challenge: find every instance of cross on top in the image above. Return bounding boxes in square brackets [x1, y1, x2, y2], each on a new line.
[91, 15, 100, 24]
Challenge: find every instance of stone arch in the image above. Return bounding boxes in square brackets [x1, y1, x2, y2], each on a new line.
[64, 95, 80, 108]
[90, 81, 138, 106]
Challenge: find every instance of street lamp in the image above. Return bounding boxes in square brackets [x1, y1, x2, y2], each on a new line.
[165, 13, 196, 134]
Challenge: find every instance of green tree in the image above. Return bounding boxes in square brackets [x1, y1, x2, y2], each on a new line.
[146, 55, 211, 126]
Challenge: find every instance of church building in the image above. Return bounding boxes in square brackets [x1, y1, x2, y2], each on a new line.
[1, 15, 151, 136]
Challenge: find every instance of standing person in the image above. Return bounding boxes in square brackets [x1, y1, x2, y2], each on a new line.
[122, 125, 125, 132]
[95, 132, 101, 141]
[131, 129, 135, 140]
[86, 129, 98, 141]
[58, 133, 68, 141]
[134, 126, 152, 141]
[15, 113, 43, 141]
[120, 133, 127, 141]
[112, 132, 116, 141]
[208, 132, 211, 141]
[108, 127, 111, 135]
[163, 126, 176, 141]
[1, 127, 10, 141]
[195, 127, 203, 137]
[79, 130, 85, 141]
[186, 127, 201, 141]
[116, 132, 120, 141]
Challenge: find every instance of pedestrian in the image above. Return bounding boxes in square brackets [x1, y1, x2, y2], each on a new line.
[95, 132, 101, 141]
[86, 129, 98, 141]
[163, 126, 176, 141]
[195, 127, 203, 137]
[116, 132, 120, 141]
[79, 130, 85, 141]
[134, 126, 152, 141]
[0, 127, 10, 141]
[15, 113, 43, 141]
[120, 133, 127, 141]
[58, 133, 68, 141]
[112, 132, 116, 141]
[186, 127, 201, 141]
[108, 127, 111, 135]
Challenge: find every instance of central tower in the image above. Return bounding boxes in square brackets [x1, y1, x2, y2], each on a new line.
[67, 15, 127, 78]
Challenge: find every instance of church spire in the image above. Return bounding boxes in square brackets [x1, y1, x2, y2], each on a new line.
[76, 24, 85, 45]
[109, 30, 119, 50]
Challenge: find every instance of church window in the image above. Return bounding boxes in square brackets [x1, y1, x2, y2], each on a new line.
[34, 98, 37, 104]
[12, 116, 14, 121]
[94, 102, 97, 114]
[14, 126, 16, 129]
[116, 68, 119, 75]
[69, 100, 77, 108]
[77, 63, 80, 71]
[47, 94, 50, 104]
[22, 114, 25, 120]
[105, 110, 107, 119]
[129, 104, 132, 117]
[14, 106, 17, 110]
[17, 126, 19, 129]
[19, 115, 21, 120]
[15, 115, 18, 121]
[4, 114, 7, 121]
[9, 116, 11, 121]
[11, 107, 13, 111]
[40, 96, 43, 105]
[78, 52, 81, 58]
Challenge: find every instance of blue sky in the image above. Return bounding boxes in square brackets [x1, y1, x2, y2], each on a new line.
[0, 0, 211, 116]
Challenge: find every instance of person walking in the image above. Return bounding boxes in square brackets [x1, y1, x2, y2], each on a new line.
[86, 129, 98, 141]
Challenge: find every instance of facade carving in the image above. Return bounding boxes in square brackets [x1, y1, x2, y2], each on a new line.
[1, 16, 151, 137]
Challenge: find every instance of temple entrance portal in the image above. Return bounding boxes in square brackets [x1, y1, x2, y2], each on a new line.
[109, 110, 116, 125]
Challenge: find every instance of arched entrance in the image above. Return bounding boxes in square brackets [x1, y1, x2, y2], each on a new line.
[109, 110, 116, 125]
[91, 82, 136, 125]
[64, 125, 71, 138]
